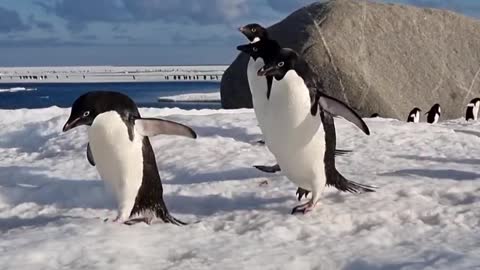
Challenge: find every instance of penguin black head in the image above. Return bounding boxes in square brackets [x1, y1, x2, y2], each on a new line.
[63, 91, 138, 132]
[236, 39, 280, 61]
[257, 48, 298, 80]
[238, 23, 268, 43]
[411, 107, 422, 113]
[426, 103, 441, 115]
[469, 98, 480, 106]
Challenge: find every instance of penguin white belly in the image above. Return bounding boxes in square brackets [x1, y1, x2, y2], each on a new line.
[247, 57, 269, 132]
[433, 114, 439, 124]
[88, 111, 144, 220]
[264, 71, 326, 190]
[474, 105, 479, 120]
[414, 112, 420, 123]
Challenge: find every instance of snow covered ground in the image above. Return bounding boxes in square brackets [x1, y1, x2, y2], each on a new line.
[158, 92, 220, 102]
[0, 107, 479, 269]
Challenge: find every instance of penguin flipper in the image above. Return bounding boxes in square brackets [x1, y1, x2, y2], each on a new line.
[135, 118, 197, 138]
[86, 143, 95, 166]
[318, 95, 370, 135]
[254, 164, 281, 173]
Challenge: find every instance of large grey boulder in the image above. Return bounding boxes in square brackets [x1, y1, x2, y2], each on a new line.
[220, 0, 480, 120]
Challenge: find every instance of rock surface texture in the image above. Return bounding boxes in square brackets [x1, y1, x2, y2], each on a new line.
[220, 0, 480, 120]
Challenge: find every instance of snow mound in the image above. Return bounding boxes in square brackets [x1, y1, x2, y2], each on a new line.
[0, 108, 479, 269]
[158, 92, 220, 103]
[0, 87, 37, 93]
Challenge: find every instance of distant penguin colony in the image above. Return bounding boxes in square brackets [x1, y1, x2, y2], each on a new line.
[406, 98, 480, 124]
[63, 91, 197, 225]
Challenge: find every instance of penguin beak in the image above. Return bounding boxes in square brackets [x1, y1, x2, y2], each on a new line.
[236, 44, 249, 53]
[62, 117, 81, 132]
[238, 26, 246, 33]
[257, 65, 276, 76]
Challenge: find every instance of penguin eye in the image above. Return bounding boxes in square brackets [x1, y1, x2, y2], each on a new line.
[251, 28, 256, 33]
[252, 47, 258, 52]
[83, 111, 90, 117]
[277, 61, 285, 67]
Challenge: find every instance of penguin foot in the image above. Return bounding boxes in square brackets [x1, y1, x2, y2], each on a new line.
[296, 188, 310, 201]
[291, 201, 316, 215]
[259, 180, 269, 186]
[256, 139, 266, 145]
[124, 217, 153, 226]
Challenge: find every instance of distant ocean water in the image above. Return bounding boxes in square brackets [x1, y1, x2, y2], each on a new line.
[0, 82, 221, 110]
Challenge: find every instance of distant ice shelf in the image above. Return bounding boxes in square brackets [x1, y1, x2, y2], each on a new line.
[0, 87, 37, 93]
[158, 92, 220, 103]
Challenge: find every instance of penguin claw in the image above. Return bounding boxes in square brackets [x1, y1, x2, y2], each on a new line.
[296, 188, 310, 201]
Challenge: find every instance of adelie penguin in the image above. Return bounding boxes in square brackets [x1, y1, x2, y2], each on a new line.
[258, 48, 375, 214]
[426, 104, 441, 124]
[465, 98, 480, 121]
[238, 23, 282, 174]
[237, 24, 353, 201]
[407, 108, 422, 123]
[63, 91, 196, 225]
[237, 23, 351, 179]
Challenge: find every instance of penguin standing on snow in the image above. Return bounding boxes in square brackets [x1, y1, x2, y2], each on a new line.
[63, 91, 197, 225]
[465, 98, 480, 121]
[258, 48, 374, 214]
[238, 24, 281, 174]
[407, 108, 422, 123]
[237, 23, 351, 187]
[426, 104, 441, 124]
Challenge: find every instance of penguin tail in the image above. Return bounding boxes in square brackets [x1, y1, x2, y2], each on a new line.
[329, 170, 377, 193]
[156, 208, 188, 226]
[334, 149, 352, 156]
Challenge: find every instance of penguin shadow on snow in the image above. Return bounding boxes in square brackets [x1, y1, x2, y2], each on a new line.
[380, 155, 480, 181]
[380, 169, 480, 181]
[0, 215, 82, 232]
[164, 193, 291, 216]
[0, 165, 114, 210]
[167, 166, 271, 185]
[189, 124, 260, 144]
[344, 251, 464, 270]
[0, 120, 62, 154]
[394, 154, 480, 165]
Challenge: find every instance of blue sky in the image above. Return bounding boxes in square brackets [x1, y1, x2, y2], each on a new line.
[0, 0, 478, 66]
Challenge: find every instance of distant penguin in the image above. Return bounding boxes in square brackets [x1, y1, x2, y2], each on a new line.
[370, 113, 380, 118]
[63, 91, 197, 225]
[465, 98, 480, 121]
[258, 48, 374, 214]
[407, 108, 422, 123]
[426, 104, 441, 124]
